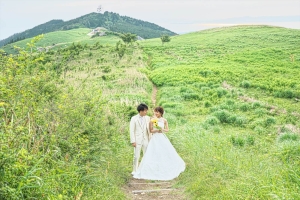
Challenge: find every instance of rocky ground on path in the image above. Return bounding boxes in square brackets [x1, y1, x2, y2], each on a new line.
[124, 178, 187, 200]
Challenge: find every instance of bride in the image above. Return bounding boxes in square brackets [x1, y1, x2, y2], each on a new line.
[133, 106, 185, 180]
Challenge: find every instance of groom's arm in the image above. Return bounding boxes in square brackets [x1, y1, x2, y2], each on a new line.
[129, 117, 136, 146]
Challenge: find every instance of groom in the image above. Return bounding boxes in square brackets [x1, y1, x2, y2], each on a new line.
[130, 103, 151, 175]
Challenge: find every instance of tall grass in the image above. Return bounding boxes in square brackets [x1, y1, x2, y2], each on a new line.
[142, 25, 300, 199]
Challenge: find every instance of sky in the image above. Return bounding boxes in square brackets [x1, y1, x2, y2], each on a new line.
[0, 0, 300, 40]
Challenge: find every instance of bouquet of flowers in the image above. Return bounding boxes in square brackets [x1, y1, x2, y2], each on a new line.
[151, 118, 161, 130]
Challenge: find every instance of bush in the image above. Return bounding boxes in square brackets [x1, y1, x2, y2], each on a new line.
[230, 136, 245, 147]
[235, 116, 248, 126]
[205, 116, 220, 125]
[163, 102, 182, 108]
[213, 110, 235, 124]
[274, 90, 295, 99]
[216, 88, 228, 98]
[279, 133, 299, 142]
[213, 126, 221, 134]
[239, 103, 250, 112]
[246, 135, 255, 145]
[254, 126, 264, 134]
[240, 80, 251, 88]
[265, 117, 276, 127]
[182, 93, 201, 100]
[254, 108, 266, 117]
[204, 101, 212, 108]
[252, 102, 261, 108]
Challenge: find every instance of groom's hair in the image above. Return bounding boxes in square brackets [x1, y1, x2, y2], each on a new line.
[137, 103, 148, 112]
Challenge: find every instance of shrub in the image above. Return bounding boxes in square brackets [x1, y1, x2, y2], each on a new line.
[163, 102, 182, 108]
[226, 99, 235, 105]
[274, 90, 294, 99]
[201, 87, 210, 92]
[216, 88, 228, 98]
[265, 117, 276, 127]
[205, 116, 220, 125]
[254, 108, 266, 117]
[240, 80, 251, 88]
[230, 136, 245, 147]
[235, 116, 248, 126]
[239, 103, 250, 112]
[213, 110, 235, 124]
[213, 126, 221, 134]
[254, 126, 264, 134]
[246, 135, 255, 145]
[182, 93, 201, 100]
[252, 102, 261, 108]
[279, 133, 299, 142]
[204, 101, 212, 108]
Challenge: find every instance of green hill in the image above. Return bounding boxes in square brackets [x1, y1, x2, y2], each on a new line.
[1, 25, 299, 199]
[0, 11, 176, 47]
[142, 25, 300, 199]
[1, 28, 121, 54]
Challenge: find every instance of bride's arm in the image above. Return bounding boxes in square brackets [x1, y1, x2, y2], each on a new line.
[162, 119, 169, 132]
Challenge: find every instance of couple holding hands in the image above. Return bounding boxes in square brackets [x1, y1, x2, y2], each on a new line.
[130, 103, 185, 180]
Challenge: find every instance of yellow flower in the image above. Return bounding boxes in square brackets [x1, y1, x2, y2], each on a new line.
[151, 118, 158, 123]
[151, 118, 161, 130]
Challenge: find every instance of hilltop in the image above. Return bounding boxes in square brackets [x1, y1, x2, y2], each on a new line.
[0, 11, 176, 47]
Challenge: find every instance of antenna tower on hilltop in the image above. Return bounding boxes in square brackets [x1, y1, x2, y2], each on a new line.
[97, 5, 102, 13]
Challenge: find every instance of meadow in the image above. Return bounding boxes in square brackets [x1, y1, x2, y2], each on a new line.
[2, 28, 121, 54]
[0, 25, 299, 199]
[142, 25, 300, 199]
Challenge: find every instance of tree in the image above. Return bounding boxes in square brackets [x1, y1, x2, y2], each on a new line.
[115, 41, 126, 59]
[160, 35, 171, 45]
[119, 33, 137, 45]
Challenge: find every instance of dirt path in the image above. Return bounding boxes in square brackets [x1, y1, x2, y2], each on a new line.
[151, 84, 158, 108]
[123, 84, 187, 199]
[124, 178, 186, 200]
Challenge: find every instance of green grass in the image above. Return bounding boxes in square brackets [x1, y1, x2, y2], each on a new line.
[1, 25, 300, 199]
[2, 28, 120, 54]
[140, 25, 300, 199]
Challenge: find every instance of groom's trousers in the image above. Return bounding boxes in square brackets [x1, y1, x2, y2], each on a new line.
[133, 140, 148, 173]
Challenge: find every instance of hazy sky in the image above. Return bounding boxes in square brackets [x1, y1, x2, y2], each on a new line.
[0, 0, 299, 40]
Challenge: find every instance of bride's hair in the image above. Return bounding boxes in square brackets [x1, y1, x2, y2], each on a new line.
[154, 106, 164, 116]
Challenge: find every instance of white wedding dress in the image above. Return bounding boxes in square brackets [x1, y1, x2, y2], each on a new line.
[133, 118, 185, 180]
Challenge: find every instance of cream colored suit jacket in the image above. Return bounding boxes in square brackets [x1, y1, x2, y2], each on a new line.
[130, 114, 151, 144]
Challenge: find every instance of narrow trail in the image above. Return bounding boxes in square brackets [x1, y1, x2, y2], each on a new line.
[124, 178, 186, 200]
[151, 84, 158, 108]
[123, 84, 187, 200]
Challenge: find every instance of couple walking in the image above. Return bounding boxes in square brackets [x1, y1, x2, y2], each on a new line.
[129, 103, 185, 180]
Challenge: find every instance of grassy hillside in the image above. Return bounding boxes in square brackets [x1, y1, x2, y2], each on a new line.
[141, 25, 300, 199]
[1, 25, 299, 199]
[1, 28, 121, 54]
[0, 11, 176, 47]
[0, 35, 151, 199]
